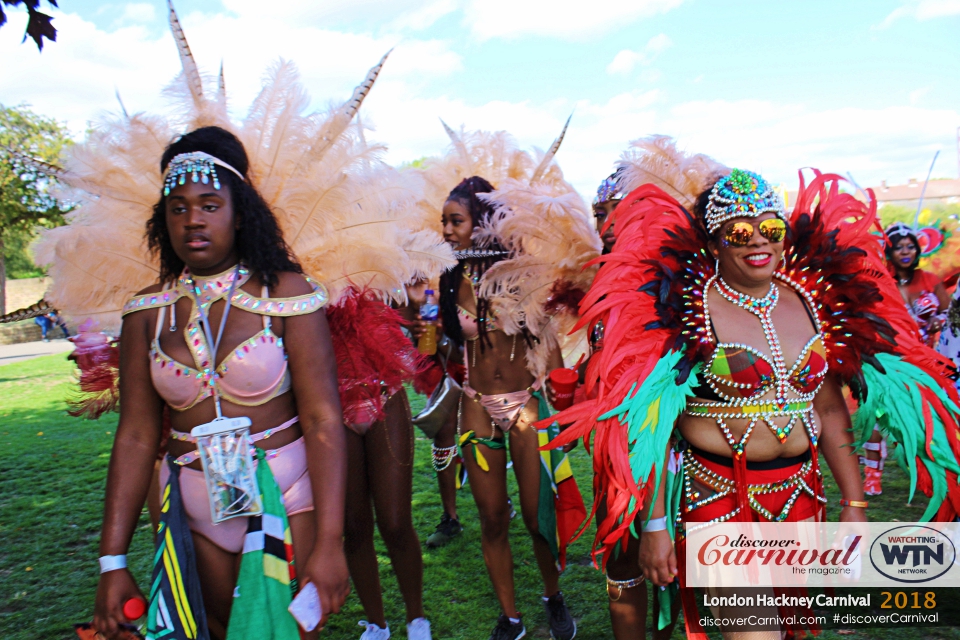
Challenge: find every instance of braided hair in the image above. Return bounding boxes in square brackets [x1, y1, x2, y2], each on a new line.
[439, 176, 505, 348]
[147, 126, 302, 286]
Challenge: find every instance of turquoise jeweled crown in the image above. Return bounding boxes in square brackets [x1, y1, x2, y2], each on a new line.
[704, 168, 786, 234]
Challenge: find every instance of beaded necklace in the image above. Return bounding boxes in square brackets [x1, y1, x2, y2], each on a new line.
[713, 275, 791, 409]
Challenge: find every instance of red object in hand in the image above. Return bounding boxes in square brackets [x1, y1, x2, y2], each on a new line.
[549, 368, 579, 410]
[123, 597, 146, 621]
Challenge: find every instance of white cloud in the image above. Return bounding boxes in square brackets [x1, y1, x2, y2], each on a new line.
[0, 7, 462, 136]
[656, 100, 959, 191]
[1, 11, 175, 131]
[463, 0, 685, 41]
[2, 5, 954, 207]
[387, 0, 460, 32]
[606, 33, 672, 75]
[117, 3, 156, 24]
[369, 91, 959, 201]
[876, 0, 960, 28]
[220, 0, 452, 28]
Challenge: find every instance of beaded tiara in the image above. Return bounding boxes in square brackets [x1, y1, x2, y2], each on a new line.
[704, 168, 786, 234]
[162, 151, 245, 196]
[884, 221, 917, 242]
[593, 172, 624, 206]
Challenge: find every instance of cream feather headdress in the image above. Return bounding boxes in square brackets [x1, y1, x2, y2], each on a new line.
[33, 2, 452, 333]
[420, 116, 600, 379]
[412, 116, 574, 235]
[476, 180, 602, 379]
[615, 135, 728, 209]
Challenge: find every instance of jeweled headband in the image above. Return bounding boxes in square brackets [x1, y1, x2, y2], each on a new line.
[704, 168, 786, 234]
[593, 173, 624, 206]
[162, 151, 245, 196]
[884, 221, 917, 243]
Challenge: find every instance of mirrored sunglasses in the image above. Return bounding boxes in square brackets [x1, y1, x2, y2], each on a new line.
[723, 218, 787, 247]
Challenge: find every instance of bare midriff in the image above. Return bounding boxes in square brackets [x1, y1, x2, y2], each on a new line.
[456, 271, 534, 396]
[678, 396, 818, 461]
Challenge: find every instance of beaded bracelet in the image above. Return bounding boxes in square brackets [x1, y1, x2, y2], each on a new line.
[839, 498, 869, 508]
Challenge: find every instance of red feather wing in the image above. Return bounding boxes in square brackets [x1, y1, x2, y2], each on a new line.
[546, 184, 710, 562]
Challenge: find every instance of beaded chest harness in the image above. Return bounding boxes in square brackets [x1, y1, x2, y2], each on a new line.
[684, 272, 828, 456]
[123, 265, 329, 407]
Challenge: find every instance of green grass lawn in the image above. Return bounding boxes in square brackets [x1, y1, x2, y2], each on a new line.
[1, 354, 959, 639]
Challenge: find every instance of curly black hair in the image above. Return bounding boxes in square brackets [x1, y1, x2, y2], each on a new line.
[438, 176, 505, 348]
[146, 126, 302, 286]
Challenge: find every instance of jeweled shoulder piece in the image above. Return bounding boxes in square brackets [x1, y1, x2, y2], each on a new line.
[705, 168, 786, 234]
[229, 279, 329, 316]
[122, 289, 184, 316]
[162, 151, 246, 196]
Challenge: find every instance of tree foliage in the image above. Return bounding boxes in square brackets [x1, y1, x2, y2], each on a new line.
[0, 1, 58, 50]
[879, 202, 960, 228]
[0, 103, 72, 312]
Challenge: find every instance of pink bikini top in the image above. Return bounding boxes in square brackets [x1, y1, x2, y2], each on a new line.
[123, 265, 329, 412]
[457, 272, 499, 341]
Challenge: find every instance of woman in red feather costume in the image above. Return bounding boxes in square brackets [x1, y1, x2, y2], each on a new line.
[547, 137, 960, 639]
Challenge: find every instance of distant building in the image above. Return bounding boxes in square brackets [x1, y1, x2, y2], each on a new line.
[870, 178, 960, 207]
[784, 178, 960, 209]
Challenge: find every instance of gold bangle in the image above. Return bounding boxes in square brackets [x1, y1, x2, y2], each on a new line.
[839, 498, 868, 508]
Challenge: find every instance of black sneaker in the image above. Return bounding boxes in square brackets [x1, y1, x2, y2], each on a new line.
[489, 614, 526, 640]
[425, 514, 462, 548]
[543, 592, 576, 640]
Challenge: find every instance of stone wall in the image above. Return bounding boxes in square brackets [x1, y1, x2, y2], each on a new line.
[5, 277, 49, 311]
[1, 278, 64, 345]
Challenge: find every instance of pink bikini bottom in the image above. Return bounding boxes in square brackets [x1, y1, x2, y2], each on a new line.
[159, 436, 314, 554]
[463, 380, 542, 431]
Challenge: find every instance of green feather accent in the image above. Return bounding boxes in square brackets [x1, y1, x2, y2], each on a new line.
[599, 350, 699, 530]
[853, 353, 960, 520]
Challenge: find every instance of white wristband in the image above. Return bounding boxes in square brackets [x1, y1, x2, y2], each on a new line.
[642, 516, 667, 532]
[99, 554, 127, 574]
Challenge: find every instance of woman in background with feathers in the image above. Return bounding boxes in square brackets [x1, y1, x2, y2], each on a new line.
[859, 223, 951, 497]
[414, 167, 594, 640]
[574, 168, 679, 639]
[549, 137, 960, 639]
[437, 177, 570, 640]
[338, 298, 433, 640]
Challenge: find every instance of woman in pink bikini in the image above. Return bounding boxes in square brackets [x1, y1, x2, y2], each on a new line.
[427, 177, 576, 640]
[92, 127, 349, 638]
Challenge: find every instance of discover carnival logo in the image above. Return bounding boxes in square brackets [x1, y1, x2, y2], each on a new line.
[684, 521, 960, 588]
[696, 533, 861, 575]
[869, 526, 956, 583]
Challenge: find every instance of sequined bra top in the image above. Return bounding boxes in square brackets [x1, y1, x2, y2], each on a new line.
[686, 274, 828, 446]
[697, 334, 828, 402]
[692, 275, 828, 404]
[122, 265, 328, 411]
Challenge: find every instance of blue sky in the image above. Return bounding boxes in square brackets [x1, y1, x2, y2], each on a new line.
[2, 0, 958, 197]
